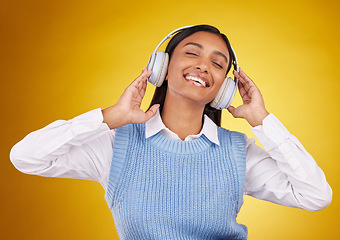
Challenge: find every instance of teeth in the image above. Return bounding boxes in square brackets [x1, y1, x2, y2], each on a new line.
[185, 75, 206, 87]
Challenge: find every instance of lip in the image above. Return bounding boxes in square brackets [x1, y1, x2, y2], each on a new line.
[183, 73, 211, 88]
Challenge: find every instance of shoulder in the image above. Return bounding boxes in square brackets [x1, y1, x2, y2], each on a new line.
[217, 127, 247, 154]
[115, 123, 145, 141]
[217, 126, 246, 142]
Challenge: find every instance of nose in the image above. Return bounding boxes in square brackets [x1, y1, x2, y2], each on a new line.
[195, 58, 209, 73]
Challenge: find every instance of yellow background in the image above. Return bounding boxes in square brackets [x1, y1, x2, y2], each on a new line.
[2, 0, 339, 239]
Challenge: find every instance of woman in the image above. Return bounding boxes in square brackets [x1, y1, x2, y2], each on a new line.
[10, 25, 332, 239]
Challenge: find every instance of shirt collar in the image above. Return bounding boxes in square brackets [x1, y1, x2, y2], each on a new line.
[145, 109, 220, 146]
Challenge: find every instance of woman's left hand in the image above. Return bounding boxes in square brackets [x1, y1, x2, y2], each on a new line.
[227, 68, 269, 127]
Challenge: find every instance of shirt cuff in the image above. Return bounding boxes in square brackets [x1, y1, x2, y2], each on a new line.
[251, 113, 290, 151]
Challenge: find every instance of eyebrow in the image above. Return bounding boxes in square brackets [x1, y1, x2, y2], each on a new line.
[184, 42, 229, 64]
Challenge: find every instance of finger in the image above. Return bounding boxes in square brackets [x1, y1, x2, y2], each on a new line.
[239, 68, 257, 87]
[138, 69, 152, 81]
[233, 70, 248, 88]
[227, 105, 239, 118]
[139, 77, 148, 95]
[239, 68, 263, 99]
[131, 69, 152, 88]
[233, 70, 242, 87]
[233, 69, 241, 80]
[234, 71, 255, 95]
[137, 74, 148, 90]
[234, 68, 251, 84]
[234, 70, 250, 93]
[144, 104, 160, 121]
[237, 79, 247, 97]
[237, 79, 251, 102]
[239, 69, 260, 97]
[227, 105, 235, 115]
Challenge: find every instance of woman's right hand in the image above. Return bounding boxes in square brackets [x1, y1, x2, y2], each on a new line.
[102, 67, 160, 129]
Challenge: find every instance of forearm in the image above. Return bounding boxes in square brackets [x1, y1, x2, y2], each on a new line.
[245, 114, 332, 211]
[10, 108, 112, 183]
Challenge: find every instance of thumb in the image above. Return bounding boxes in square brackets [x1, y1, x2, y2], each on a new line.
[227, 105, 237, 117]
[227, 105, 244, 119]
[144, 104, 160, 122]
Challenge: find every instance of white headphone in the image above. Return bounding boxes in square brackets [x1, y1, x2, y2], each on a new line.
[147, 25, 239, 110]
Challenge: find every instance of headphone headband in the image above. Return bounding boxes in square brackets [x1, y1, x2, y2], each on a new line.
[148, 26, 193, 70]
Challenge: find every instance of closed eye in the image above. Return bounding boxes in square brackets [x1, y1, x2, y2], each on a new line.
[186, 52, 198, 56]
[213, 62, 223, 69]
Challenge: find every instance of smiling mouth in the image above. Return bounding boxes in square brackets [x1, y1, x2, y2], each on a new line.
[184, 74, 210, 87]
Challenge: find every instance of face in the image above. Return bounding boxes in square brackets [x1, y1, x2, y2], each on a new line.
[166, 31, 230, 107]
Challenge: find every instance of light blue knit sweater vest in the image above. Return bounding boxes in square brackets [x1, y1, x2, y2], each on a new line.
[105, 123, 248, 239]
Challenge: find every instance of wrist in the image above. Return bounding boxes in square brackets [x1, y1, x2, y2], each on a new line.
[102, 105, 128, 129]
[249, 109, 270, 127]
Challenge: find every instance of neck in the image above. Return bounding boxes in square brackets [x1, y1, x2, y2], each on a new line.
[161, 91, 205, 141]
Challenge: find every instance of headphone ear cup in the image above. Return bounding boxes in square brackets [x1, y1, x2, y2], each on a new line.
[148, 51, 169, 87]
[210, 77, 236, 110]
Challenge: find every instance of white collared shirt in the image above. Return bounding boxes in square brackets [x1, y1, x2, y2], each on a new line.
[146, 110, 220, 145]
[10, 108, 332, 211]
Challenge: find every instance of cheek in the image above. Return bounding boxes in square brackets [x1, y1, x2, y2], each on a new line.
[166, 59, 186, 82]
[209, 74, 226, 99]
[214, 73, 226, 90]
